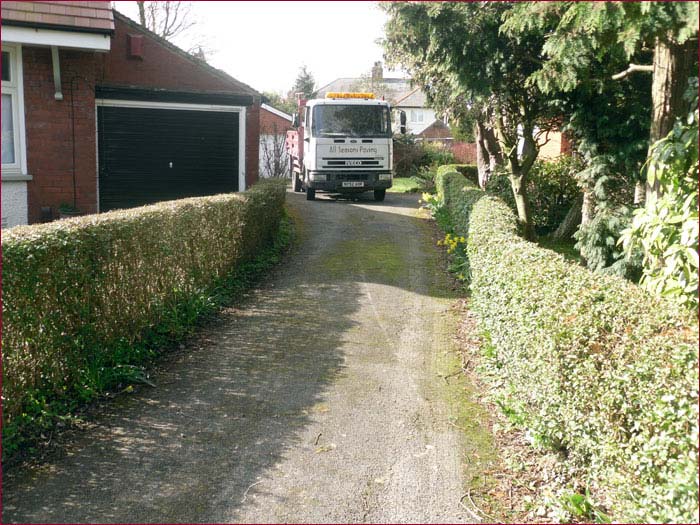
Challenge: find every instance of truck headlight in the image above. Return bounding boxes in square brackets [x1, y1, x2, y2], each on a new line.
[310, 173, 327, 181]
[378, 174, 392, 181]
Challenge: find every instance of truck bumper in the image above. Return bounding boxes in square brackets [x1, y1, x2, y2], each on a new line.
[307, 171, 392, 192]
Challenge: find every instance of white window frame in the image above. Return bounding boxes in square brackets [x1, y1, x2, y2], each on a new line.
[1, 43, 29, 180]
[95, 98, 248, 208]
[410, 109, 424, 124]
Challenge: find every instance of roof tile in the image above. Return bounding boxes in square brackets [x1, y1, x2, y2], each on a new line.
[1, 1, 114, 32]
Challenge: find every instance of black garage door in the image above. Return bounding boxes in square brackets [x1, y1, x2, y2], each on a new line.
[97, 105, 239, 211]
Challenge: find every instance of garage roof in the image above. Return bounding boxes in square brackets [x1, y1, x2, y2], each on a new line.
[113, 10, 259, 97]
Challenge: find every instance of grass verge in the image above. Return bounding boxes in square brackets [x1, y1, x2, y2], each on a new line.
[388, 176, 425, 193]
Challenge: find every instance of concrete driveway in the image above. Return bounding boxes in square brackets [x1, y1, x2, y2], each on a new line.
[2, 190, 495, 523]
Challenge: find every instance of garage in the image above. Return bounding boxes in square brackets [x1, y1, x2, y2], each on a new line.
[97, 100, 245, 212]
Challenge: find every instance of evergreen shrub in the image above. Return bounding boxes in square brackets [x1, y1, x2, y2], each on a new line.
[436, 167, 698, 523]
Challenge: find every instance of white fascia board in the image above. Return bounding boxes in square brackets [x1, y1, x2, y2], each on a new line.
[239, 107, 247, 192]
[1, 25, 110, 52]
[96, 99, 244, 113]
[261, 103, 292, 122]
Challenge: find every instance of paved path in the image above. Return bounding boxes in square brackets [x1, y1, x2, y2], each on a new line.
[3, 190, 490, 523]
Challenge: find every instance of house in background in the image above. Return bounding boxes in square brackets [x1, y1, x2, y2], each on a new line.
[392, 86, 453, 143]
[1, 1, 261, 228]
[315, 62, 412, 103]
[315, 62, 452, 143]
[259, 103, 292, 178]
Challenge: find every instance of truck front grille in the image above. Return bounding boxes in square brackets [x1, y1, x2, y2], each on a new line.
[321, 157, 383, 169]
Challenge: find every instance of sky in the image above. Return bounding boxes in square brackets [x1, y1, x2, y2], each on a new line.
[113, 1, 406, 95]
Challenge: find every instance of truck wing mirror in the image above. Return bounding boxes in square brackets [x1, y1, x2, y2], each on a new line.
[292, 113, 299, 128]
[399, 111, 407, 135]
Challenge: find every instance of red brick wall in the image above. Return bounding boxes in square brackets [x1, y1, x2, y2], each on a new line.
[451, 142, 477, 164]
[260, 108, 291, 136]
[22, 47, 99, 222]
[100, 15, 254, 94]
[560, 131, 573, 155]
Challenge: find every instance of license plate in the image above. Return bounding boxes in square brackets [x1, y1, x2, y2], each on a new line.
[342, 181, 364, 188]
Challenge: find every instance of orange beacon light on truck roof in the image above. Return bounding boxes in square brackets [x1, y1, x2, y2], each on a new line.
[325, 92, 376, 99]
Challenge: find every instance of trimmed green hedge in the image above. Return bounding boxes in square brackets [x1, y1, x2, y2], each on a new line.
[437, 164, 478, 185]
[2, 179, 287, 453]
[436, 167, 698, 522]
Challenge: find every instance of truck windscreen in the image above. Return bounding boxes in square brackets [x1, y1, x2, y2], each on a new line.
[312, 105, 392, 138]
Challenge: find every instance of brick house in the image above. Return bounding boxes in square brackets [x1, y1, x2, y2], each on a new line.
[1, 2, 261, 227]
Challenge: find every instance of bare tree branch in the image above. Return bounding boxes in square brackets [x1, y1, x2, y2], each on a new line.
[135, 1, 196, 41]
[612, 63, 654, 80]
[261, 123, 291, 179]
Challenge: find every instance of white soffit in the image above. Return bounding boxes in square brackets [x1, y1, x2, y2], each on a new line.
[1, 26, 110, 52]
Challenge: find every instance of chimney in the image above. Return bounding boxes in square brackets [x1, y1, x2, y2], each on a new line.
[371, 61, 383, 83]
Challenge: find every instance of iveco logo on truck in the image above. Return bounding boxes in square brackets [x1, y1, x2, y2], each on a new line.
[285, 92, 405, 202]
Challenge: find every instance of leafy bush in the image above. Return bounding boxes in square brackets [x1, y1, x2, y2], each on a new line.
[621, 81, 699, 310]
[437, 163, 478, 185]
[574, 204, 643, 280]
[436, 167, 699, 523]
[486, 156, 582, 235]
[1, 179, 287, 458]
[421, 141, 456, 166]
[393, 134, 455, 178]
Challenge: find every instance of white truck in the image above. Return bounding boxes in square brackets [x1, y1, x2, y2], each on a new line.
[286, 92, 403, 201]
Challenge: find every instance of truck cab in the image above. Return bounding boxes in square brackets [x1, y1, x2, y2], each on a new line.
[287, 92, 393, 201]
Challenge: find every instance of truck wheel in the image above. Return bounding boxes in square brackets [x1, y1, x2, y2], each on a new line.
[374, 189, 386, 202]
[306, 187, 316, 201]
[292, 172, 302, 192]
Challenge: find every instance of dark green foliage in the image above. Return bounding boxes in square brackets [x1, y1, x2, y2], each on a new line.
[261, 91, 296, 115]
[1, 180, 288, 460]
[574, 205, 643, 281]
[486, 157, 582, 235]
[291, 65, 316, 99]
[436, 167, 698, 523]
[502, 2, 698, 94]
[450, 113, 476, 143]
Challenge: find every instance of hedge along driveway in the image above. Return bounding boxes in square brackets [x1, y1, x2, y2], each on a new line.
[436, 167, 699, 523]
[1, 179, 287, 455]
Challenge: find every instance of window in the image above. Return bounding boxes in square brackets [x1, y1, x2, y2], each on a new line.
[312, 105, 392, 138]
[1, 45, 26, 175]
[410, 110, 424, 124]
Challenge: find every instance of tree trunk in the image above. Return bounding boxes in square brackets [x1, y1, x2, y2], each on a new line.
[634, 180, 645, 205]
[551, 193, 583, 242]
[137, 1, 146, 26]
[646, 37, 696, 201]
[509, 168, 536, 241]
[475, 120, 503, 190]
[475, 121, 489, 189]
[483, 121, 502, 173]
[581, 186, 596, 226]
